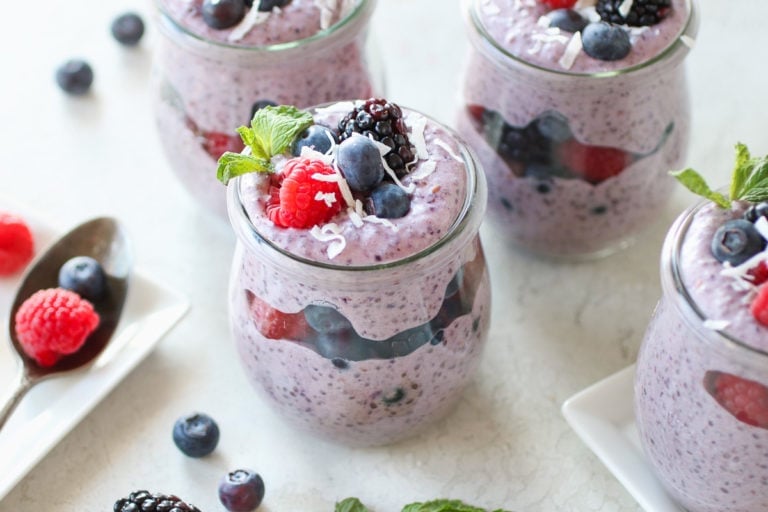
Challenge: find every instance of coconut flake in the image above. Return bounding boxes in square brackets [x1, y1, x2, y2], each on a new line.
[363, 214, 398, 231]
[310, 223, 346, 259]
[228, 8, 270, 43]
[703, 319, 731, 331]
[537, 15, 552, 29]
[410, 115, 429, 160]
[756, 216, 768, 240]
[314, 0, 339, 30]
[559, 31, 582, 70]
[315, 101, 356, 115]
[410, 160, 437, 181]
[314, 191, 338, 208]
[433, 139, 463, 163]
[482, 0, 501, 15]
[619, 0, 634, 18]
[680, 35, 696, 49]
[575, 0, 597, 7]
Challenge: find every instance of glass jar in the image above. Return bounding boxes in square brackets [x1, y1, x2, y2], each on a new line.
[457, 0, 698, 259]
[635, 198, 768, 512]
[225, 111, 490, 446]
[152, 0, 381, 217]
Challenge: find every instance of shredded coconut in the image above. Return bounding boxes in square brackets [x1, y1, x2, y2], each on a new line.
[482, 1, 501, 15]
[703, 319, 731, 331]
[680, 35, 696, 49]
[315, 101, 356, 115]
[619, 0, 634, 18]
[433, 139, 463, 163]
[314, 191, 338, 207]
[409, 160, 437, 181]
[410, 115, 429, 160]
[574, 0, 597, 7]
[363, 214, 398, 231]
[310, 223, 346, 259]
[228, 8, 270, 43]
[314, 0, 339, 30]
[559, 31, 582, 70]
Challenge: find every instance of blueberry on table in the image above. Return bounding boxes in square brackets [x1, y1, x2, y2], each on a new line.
[711, 219, 766, 266]
[202, 0, 246, 29]
[367, 182, 411, 219]
[336, 136, 386, 192]
[581, 22, 632, 61]
[547, 9, 588, 33]
[110, 12, 145, 46]
[219, 469, 265, 512]
[58, 256, 107, 301]
[172, 413, 220, 457]
[55, 59, 93, 95]
[291, 124, 337, 156]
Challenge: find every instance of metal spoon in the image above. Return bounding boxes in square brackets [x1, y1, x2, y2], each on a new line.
[0, 217, 132, 430]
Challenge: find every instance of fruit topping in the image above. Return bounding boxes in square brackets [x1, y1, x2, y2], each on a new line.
[58, 256, 107, 301]
[304, 304, 353, 334]
[710, 219, 765, 266]
[538, 0, 578, 9]
[14, 288, 100, 367]
[246, 290, 308, 339]
[257, 0, 291, 11]
[55, 59, 94, 95]
[110, 12, 145, 46]
[0, 213, 34, 276]
[172, 412, 220, 457]
[748, 261, 768, 286]
[219, 469, 265, 512]
[751, 284, 768, 326]
[336, 135, 386, 192]
[706, 371, 768, 429]
[202, 0, 246, 29]
[744, 201, 768, 223]
[556, 139, 633, 183]
[114, 490, 201, 512]
[367, 182, 411, 219]
[547, 8, 589, 32]
[581, 22, 632, 61]
[596, 0, 672, 27]
[266, 157, 344, 228]
[338, 98, 415, 177]
[291, 124, 337, 156]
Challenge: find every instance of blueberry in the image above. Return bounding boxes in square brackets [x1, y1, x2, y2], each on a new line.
[532, 111, 572, 143]
[218, 469, 265, 512]
[368, 183, 410, 219]
[387, 324, 434, 357]
[58, 256, 108, 301]
[336, 136, 385, 192]
[55, 59, 94, 95]
[304, 305, 352, 334]
[744, 202, 768, 223]
[257, 0, 291, 11]
[202, 0, 246, 29]
[291, 124, 337, 156]
[249, 99, 277, 122]
[581, 22, 632, 61]
[711, 219, 766, 266]
[110, 12, 145, 46]
[547, 9, 588, 32]
[172, 413, 220, 457]
[314, 330, 375, 361]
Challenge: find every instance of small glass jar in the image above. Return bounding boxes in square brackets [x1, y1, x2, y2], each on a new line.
[457, 0, 698, 259]
[225, 114, 490, 446]
[635, 198, 768, 512]
[152, 0, 381, 216]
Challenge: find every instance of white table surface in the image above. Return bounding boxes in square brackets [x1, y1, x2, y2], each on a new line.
[0, 1, 765, 511]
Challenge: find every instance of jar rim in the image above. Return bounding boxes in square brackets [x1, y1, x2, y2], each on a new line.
[227, 105, 486, 274]
[662, 196, 768, 360]
[465, 0, 699, 79]
[156, 0, 375, 53]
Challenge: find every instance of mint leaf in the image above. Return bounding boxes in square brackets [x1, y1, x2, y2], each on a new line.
[401, 499, 511, 512]
[216, 151, 272, 184]
[669, 168, 730, 209]
[335, 497, 370, 512]
[729, 142, 752, 201]
[249, 105, 313, 161]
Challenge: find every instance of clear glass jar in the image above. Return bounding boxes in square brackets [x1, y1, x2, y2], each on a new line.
[635, 198, 768, 512]
[457, 0, 698, 259]
[152, 0, 381, 217]
[225, 112, 490, 446]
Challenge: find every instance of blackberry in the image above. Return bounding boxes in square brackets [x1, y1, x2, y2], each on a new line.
[337, 98, 415, 177]
[114, 490, 201, 512]
[596, 0, 671, 27]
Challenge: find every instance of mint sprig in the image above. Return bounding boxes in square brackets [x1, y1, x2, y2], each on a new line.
[215, 105, 314, 185]
[670, 142, 768, 208]
[334, 497, 511, 512]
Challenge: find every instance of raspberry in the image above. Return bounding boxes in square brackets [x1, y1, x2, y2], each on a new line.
[751, 284, 768, 327]
[596, 0, 671, 27]
[0, 213, 34, 276]
[266, 157, 344, 228]
[14, 288, 100, 367]
[747, 261, 768, 286]
[708, 371, 768, 428]
[246, 290, 308, 340]
[556, 139, 632, 183]
[539, 0, 577, 9]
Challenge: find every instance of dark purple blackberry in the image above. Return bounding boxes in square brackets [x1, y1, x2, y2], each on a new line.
[114, 490, 201, 512]
[337, 98, 415, 177]
[596, 0, 671, 27]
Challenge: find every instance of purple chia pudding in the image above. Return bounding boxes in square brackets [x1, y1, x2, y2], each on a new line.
[225, 101, 491, 446]
[635, 197, 768, 511]
[457, 0, 698, 258]
[153, 0, 379, 216]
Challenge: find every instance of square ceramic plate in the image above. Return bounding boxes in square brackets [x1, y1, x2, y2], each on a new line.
[561, 365, 685, 512]
[0, 208, 189, 501]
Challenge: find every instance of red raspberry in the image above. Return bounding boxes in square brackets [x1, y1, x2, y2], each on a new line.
[539, 0, 577, 9]
[0, 213, 34, 276]
[14, 288, 100, 367]
[747, 261, 768, 286]
[751, 284, 768, 326]
[246, 290, 308, 340]
[556, 139, 633, 184]
[266, 157, 344, 229]
[201, 131, 245, 160]
[709, 371, 768, 428]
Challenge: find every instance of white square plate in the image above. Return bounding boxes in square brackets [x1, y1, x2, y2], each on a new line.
[561, 365, 685, 512]
[0, 208, 189, 501]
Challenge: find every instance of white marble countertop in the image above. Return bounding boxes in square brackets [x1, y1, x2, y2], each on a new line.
[1, 1, 766, 511]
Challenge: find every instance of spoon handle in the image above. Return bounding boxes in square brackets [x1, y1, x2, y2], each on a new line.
[0, 365, 34, 431]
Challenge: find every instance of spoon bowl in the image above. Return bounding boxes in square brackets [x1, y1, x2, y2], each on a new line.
[0, 217, 131, 429]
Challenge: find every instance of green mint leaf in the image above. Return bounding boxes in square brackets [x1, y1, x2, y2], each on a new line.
[401, 499, 510, 512]
[669, 168, 730, 209]
[216, 151, 272, 185]
[335, 497, 371, 512]
[733, 148, 768, 203]
[729, 142, 752, 200]
[249, 105, 313, 161]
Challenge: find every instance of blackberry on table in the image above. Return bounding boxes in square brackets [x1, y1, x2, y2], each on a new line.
[596, 0, 671, 27]
[337, 98, 415, 177]
[114, 490, 201, 512]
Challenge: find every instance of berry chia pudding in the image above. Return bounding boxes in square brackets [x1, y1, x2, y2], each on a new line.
[220, 100, 491, 446]
[153, 0, 379, 216]
[635, 146, 768, 511]
[457, 0, 698, 258]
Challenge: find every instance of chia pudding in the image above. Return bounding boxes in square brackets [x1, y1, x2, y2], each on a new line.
[224, 100, 491, 446]
[635, 164, 768, 510]
[457, 0, 698, 258]
[153, 0, 379, 216]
